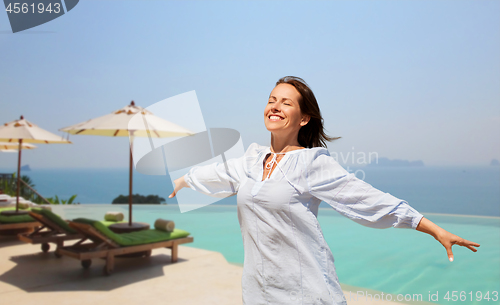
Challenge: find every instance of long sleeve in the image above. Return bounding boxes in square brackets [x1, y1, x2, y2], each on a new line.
[183, 143, 259, 198]
[307, 151, 424, 229]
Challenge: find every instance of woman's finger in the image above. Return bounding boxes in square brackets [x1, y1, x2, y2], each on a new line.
[446, 238, 481, 261]
[465, 245, 478, 252]
[467, 240, 481, 248]
[168, 180, 178, 198]
[169, 176, 188, 198]
[454, 239, 480, 252]
[445, 244, 454, 262]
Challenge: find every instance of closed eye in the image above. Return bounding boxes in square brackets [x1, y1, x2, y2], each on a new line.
[268, 96, 293, 106]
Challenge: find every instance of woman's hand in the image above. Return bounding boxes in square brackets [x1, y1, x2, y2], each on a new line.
[434, 229, 480, 262]
[416, 217, 480, 262]
[169, 176, 190, 198]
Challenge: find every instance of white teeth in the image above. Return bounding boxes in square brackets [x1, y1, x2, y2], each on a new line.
[269, 115, 283, 120]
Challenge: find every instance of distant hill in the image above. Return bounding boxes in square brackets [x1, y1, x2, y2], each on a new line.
[491, 159, 500, 166]
[367, 157, 424, 167]
[21, 164, 31, 171]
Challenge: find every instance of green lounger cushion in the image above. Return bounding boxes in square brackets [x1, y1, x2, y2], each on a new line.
[29, 208, 123, 232]
[0, 213, 35, 224]
[72, 218, 190, 247]
[0, 207, 30, 212]
[100, 220, 126, 227]
[31, 208, 78, 234]
[0, 205, 29, 211]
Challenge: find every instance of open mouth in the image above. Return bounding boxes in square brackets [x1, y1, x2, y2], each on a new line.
[268, 115, 284, 121]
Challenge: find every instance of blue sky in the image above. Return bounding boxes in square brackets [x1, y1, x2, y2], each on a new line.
[0, 0, 499, 169]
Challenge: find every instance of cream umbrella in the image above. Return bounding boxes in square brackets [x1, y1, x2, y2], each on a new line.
[60, 101, 193, 228]
[0, 141, 37, 152]
[0, 116, 71, 215]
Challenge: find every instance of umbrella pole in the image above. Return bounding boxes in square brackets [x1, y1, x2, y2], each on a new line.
[16, 139, 23, 213]
[129, 137, 133, 226]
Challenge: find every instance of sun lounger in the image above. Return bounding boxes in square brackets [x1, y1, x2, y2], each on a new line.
[17, 208, 82, 256]
[0, 195, 37, 209]
[18, 209, 127, 256]
[57, 218, 193, 275]
[0, 209, 41, 234]
[0, 194, 15, 207]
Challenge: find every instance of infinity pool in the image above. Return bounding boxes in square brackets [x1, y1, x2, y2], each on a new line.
[52, 204, 500, 305]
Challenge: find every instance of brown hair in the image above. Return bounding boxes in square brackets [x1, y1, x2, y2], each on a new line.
[275, 76, 340, 148]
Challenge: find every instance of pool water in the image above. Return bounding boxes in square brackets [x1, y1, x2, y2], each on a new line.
[53, 204, 500, 305]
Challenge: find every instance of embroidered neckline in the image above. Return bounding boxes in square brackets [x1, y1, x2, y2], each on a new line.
[264, 153, 279, 180]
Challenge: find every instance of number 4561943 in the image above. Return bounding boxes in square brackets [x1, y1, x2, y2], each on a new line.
[5, 2, 62, 14]
[443, 291, 498, 302]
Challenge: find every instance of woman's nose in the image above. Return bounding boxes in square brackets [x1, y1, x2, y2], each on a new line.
[271, 102, 281, 111]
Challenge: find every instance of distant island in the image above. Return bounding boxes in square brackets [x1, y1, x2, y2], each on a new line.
[491, 159, 500, 166]
[367, 157, 424, 167]
[21, 164, 31, 171]
[112, 194, 166, 204]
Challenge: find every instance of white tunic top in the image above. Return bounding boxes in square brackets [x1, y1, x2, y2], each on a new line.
[184, 143, 424, 305]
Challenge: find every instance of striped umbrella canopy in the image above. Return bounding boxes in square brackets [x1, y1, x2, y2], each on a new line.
[60, 101, 194, 227]
[0, 116, 71, 214]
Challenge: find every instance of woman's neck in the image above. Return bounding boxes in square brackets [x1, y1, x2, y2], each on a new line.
[270, 133, 303, 153]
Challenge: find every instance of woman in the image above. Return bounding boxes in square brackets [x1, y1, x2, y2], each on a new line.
[169, 76, 480, 305]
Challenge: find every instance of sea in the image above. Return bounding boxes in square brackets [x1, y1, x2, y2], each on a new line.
[2, 166, 498, 217]
[2, 166, 499, 305]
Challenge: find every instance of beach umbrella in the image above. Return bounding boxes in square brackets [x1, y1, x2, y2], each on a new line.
[0, 116, 71, 214]
[60, 101, 193, 227]
[0, 141, 37, 152]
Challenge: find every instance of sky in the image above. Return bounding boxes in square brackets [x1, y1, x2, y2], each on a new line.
[0, 0, 499, 169]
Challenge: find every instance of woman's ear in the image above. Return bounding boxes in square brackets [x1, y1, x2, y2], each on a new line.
[300, 114, 310, 127]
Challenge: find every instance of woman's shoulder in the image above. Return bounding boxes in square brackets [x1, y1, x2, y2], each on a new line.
[301, 146, 332, 161]
[242, 143, 269, 159]
[246, 142, 267, 151]
[298, 146, 343, 170]
[299, 148, 348, 182]
[245, 142, 268, 154]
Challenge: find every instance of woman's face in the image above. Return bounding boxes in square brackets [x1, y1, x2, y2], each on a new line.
[264, 83, 309, 136]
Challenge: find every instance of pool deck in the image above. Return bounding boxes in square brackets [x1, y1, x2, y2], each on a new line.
[0, 235, 408, 305]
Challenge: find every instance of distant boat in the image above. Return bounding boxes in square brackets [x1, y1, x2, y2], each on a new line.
[20, 164, 31, 171]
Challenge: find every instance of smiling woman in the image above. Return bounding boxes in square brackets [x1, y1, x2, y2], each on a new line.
[169, 76, 480, 305]
[266, 76, 339, 150]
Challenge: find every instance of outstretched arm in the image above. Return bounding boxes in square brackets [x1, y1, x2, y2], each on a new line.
[416, 217, 480, 262]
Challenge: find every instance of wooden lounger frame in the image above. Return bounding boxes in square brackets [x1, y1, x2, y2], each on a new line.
[57, 221, 194, 275]
[0, 219, 40, 234]
[17, 212, 82, 256]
